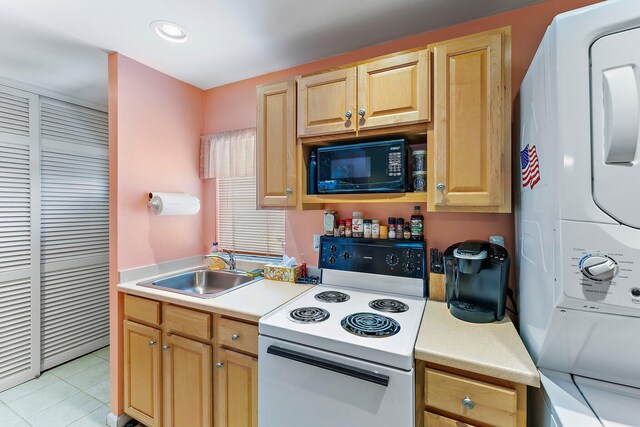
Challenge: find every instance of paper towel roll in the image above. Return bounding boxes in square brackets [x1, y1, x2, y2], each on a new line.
[148, 192, 200, 216]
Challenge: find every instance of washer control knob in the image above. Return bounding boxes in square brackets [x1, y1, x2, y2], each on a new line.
[341, 251, 350, 260]
[580, 255, 617, 281]
[328, 256, 337, 265]
[329, 244, 337, 253]
[631, 288, 640, 297]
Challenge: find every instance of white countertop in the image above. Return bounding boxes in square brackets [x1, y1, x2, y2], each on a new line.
[415, 300, 540, 387]
[117, 267, 313, 323]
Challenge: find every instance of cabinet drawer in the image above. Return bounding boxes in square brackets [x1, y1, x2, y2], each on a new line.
[216, 318, 258, 355]
[424, 411, 476, 427]
[124, 294, 161, 325]
[425, 368, 517, 427]
[164, 304, 212, 340]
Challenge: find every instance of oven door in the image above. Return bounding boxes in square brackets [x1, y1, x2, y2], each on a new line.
[258, 335, 414, 427]
[317, 140, 406, 193]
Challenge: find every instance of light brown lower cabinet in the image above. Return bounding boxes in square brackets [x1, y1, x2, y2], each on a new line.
[425, 411, 476, 427]
[163, 334, 213, 427]
[124, 319, 162, 427]
[214, 347, 258, 427]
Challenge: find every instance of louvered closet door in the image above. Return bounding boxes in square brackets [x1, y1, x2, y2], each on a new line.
[40, 98, 109, 370]
[0, 85, 40, 392]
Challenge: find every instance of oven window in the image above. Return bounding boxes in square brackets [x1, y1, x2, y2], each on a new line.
[331, 155, 371, 179]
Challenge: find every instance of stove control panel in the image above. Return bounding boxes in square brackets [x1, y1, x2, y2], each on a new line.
[319, 236, 426, 280]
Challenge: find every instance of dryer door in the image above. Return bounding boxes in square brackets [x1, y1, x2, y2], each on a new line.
[591, 28, 640, 228]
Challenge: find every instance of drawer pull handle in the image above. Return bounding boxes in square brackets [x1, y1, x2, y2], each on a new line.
[162, 345, 171, 352]
[231, 334, 240, 341]
[149, 340, 156, 347]
[216, 362, 224, 369]
[462, 396, 475, 410]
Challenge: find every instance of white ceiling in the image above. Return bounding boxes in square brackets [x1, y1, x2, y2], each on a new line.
[0, 0, 547, 107]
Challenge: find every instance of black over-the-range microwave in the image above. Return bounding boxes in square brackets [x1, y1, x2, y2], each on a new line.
[313, 139, 407, 194]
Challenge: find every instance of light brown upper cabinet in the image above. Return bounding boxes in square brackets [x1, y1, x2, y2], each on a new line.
[297, 51, 430, 137]
[297, 68, 357, 137]
[429, 27, 511, 213]
[357, 50, 430, 130]
[256, 80, 297, 207]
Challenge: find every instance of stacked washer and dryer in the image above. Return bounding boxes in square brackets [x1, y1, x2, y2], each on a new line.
[517, 0, 640, 425]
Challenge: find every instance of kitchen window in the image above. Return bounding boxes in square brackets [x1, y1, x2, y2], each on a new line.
[202, 127, 285, 256]
[217, 176, 285, 256]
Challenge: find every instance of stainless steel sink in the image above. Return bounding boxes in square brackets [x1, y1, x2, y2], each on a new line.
[137, 268, 261, 298]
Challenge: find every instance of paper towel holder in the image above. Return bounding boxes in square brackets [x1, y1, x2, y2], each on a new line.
[147, 192, 201, 216]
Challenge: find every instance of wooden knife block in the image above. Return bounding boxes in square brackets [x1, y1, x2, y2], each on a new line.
[429, 273, 446, 301]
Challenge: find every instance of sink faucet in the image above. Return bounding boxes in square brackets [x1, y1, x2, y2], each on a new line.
[206, 249, 237, 271]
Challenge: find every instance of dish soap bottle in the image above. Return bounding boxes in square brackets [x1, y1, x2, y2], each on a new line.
[209, 242, 226, 270]
[410, 206, 424, 241]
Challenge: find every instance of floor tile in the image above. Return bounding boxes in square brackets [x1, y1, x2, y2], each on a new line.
[49, 354, 103, 379]
[92, 346, 110, 362]
[84, 378, 110, 404]
[0, 372, 61, 404]
[64, 360, 110, 391]
[5, 380, 79, 419]
[0, 402, 25, 426]
[25, 391, 102, 427]
[67, 403, 110, 427]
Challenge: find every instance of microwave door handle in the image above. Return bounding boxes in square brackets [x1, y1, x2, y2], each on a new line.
[266, 345, 390, 387]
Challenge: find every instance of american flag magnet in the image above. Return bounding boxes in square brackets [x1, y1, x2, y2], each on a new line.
[521, 144, 540, 189]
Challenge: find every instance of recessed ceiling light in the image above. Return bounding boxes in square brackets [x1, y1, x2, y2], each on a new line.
[150, 20, 188, 43]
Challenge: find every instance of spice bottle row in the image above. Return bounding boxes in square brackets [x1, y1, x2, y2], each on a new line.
[323, 206, 424, 241]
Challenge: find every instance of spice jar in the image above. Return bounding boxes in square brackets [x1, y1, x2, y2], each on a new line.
[379, 225, 388, 240]
[345, 218, 352, 238]
[396, 218, 404, 240]
[363, 220, 372, 238]
[403, 223, 411, 239]
[412, 150, 426, 172]
[372, 220, 380, 239]
[412, 171, 427, 192]
[339, 220, 346, 237]
[388, 217, 397, 239]
[323, 210, 336, 236]
[352, 211, 364, 238]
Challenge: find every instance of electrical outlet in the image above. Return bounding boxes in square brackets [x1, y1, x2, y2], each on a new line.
[313, 234, 322, 252]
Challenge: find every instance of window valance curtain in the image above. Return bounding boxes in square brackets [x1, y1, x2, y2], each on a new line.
[200, 127, 256, 179]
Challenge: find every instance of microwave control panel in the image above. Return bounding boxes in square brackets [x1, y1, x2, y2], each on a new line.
[388, 150, 403, 177]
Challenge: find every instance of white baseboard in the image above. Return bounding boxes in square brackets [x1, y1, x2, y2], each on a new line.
[106, 411, 133, 427]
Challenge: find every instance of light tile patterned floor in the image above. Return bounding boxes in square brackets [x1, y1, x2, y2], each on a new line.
[0, 347, 111, 427]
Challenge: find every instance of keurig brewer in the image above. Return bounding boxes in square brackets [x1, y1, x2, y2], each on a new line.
[443, 240, 510, 323]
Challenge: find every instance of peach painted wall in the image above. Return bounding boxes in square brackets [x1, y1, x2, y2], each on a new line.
[108, 53, 204, 413]
[202, 0, 601, 266]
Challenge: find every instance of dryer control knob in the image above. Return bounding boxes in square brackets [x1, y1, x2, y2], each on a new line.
[580, 255, 617, 281]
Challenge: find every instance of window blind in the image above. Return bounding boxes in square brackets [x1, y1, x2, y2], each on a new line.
[217, 177, 285, 256]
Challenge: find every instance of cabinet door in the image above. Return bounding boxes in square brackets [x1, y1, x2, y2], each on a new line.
[424, 411, 477, 427]
[357, 50, 430, 130]
[214, 348, 258, 427]
[431, 28, 511, 212]
[124, 320, 162, 427]
[257, 80, 297, 207]
[163, 334, 213, 427]
[297, 68, 357, 137]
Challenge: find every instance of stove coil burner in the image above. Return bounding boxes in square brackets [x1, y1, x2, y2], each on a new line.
[341, 312, 401, 338]
[314, 291, 350, 303]
[288, 307, 330, 324]
[368, 299, 409, 313]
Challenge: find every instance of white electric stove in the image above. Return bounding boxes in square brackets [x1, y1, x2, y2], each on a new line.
[259, 237, 427, 427]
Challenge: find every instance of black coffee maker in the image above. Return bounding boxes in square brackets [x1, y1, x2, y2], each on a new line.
[443, 240, 510, 323]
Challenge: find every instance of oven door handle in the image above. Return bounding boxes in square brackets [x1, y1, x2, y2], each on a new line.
[267, 345, 390, 387]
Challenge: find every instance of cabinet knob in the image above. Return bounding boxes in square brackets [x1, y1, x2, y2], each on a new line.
[149, 340, 156, 347]
[216, 362, 224, 369]
[162, 345, 170, 352]
[462, 396, 475, 410]
[345, 111, 352, 119]
[358, 108, 366, 117]
[231, 334, 240, 341]
[285, 187, 292, 196]
[436, 183, 446, 192]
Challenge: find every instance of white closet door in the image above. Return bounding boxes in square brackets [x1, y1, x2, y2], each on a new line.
[0, 85, 40, 391]
[39, 98, 109, 370]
